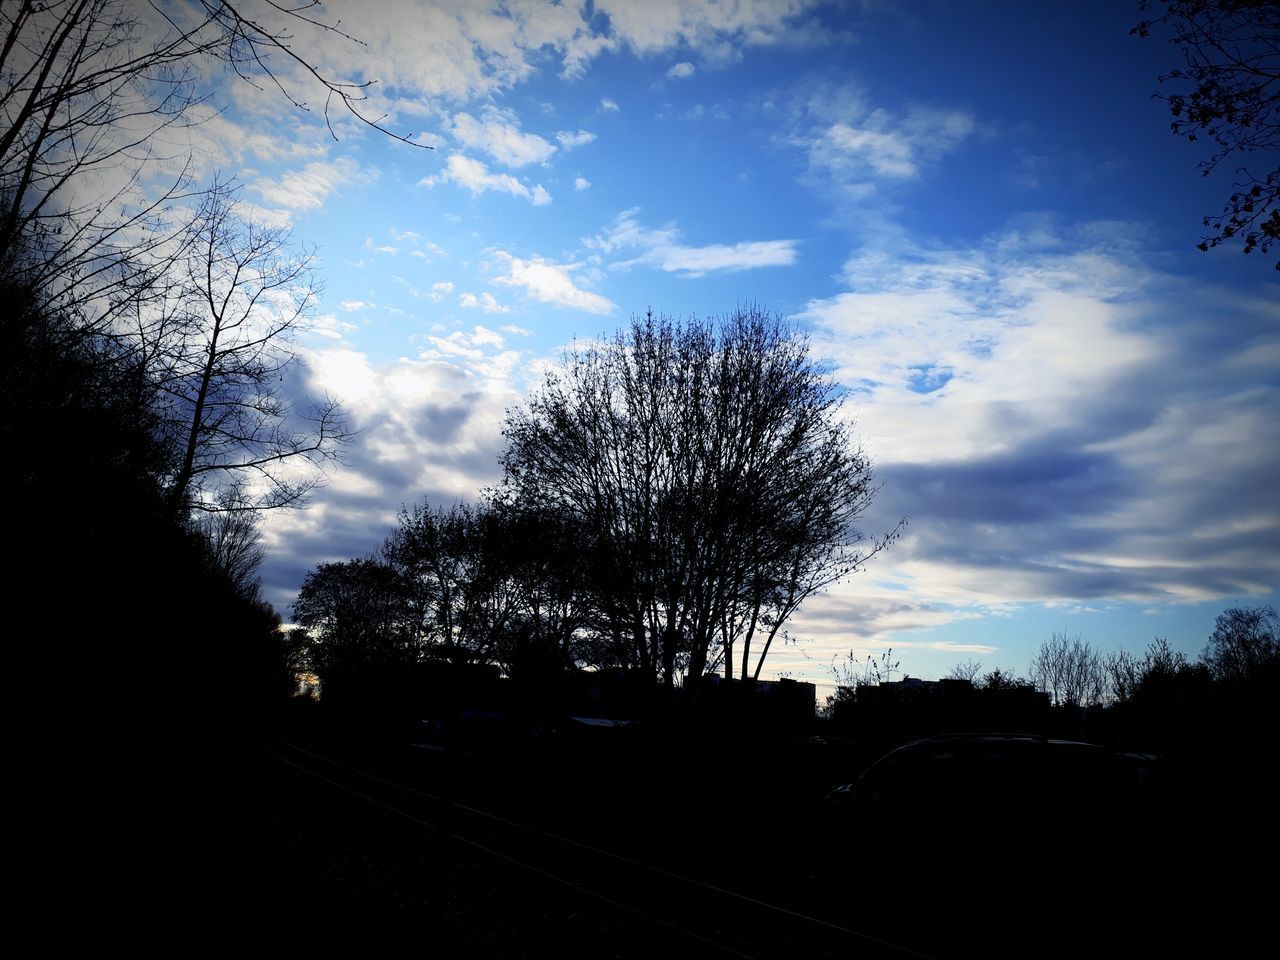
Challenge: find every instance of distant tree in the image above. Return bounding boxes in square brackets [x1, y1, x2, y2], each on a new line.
[1029, 633, 1106, 707]
[978, 667, 1027, 693]
[1134, 1, 1280, 268]
[946, 659, 984, 683]
[480, 503, 597, 676]
[1202, 604, 1279, 682]
[500, 307, 902, 691]
[292, 559, 416, 675]
[382, 501, 521, 665]
[152, 180, 350, 515]
[1105, 647, 1145, 704]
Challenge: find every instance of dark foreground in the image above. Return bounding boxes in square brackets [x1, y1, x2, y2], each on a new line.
[253, 717, 1270, 955]
[52, 712, 1267, 957]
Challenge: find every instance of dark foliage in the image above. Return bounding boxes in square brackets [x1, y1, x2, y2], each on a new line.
[1135, 1, 1280, 267]
[1203, 603, 1279, 682]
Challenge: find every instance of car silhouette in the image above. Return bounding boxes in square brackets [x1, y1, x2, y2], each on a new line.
[828, 733, 1157, 824]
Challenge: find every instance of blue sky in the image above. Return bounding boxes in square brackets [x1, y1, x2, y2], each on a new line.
[164, 0, 1277, 694]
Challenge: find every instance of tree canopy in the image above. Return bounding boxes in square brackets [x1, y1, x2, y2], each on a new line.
[499, 307, 902, 690]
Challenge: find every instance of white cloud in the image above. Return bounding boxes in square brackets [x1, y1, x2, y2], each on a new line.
[586, 210, 798, 277]
[364, 237, 399, 255]
[459, 291, 511, 314]
[429, 281, 454, 301]
[420, 153, 552, 205]
[185, 0, 831, 191]
[666, 61, 695, 78]
[596, 0, 824, 58]
[794, 227, 1279, 620]
[390, 275, 423, 298]
[493, 251, 615, 314]
[600, 97, 620, 111]
[500, 324, 533, 337]
[310, 312, 360, 341]
[555, 129, 597, 150]
[252, 158, 375, 211]
[262, 335, 539, 611]
[339, 300, 374, 312]
[787, 85, 975, 194]
[470, 325, 506, 347]
[574, 177, 591, 191]
[449, 106, 556, 167]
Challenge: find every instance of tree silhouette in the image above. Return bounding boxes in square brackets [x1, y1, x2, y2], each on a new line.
[945, 658, 984, 683]
[1202, 604, 1279, 682]
[1029, 632, 1106, 707]
[292, 558, 416, 675]
[149, 180, 350, 515]
[0, 0, 428, 308]
[500, 307, 902, 691]
[1134, 1, 1280, 268]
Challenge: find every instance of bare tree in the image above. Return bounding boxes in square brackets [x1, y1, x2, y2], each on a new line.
[0, 0, 427, 308]
[1029, 632, 1106, 708]
[1203, 604, 1279, 682]
[946, 659, 984, 683]
[152, 179, 350, 514]
[197, 510, 266, 598]
[500, 307, 903, 692]
[1104, 647, 1144, 704]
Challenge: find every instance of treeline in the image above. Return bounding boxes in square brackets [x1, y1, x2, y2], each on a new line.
[295, 501, 591, 684]
[826, 609, 1278, 764]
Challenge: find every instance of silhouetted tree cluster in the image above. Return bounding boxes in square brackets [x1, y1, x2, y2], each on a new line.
[1, 257, 294, 727]
[1, 0, 425, 930]
[294, 309, 900, 702]
[0, 0, 422, 739]
[293, 502, 593, 684]
[1029, 632, 1107, 708]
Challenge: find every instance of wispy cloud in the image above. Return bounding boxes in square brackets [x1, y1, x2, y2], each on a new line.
[252, 157, 375, 212]
[449, 106, 556, 167]
[600, 1, 828, 58]
[420, 154, 552, 205]
[787, 84, 975, 194]
[666, 61, 695, 79]
[459, 291, 511, 314]
[555, 129, 597, 150]
[574, 177, 591, 191]
[586, 210, 798, 276]
[492, 251, 615, 314]
[798, 226, 1280, 612]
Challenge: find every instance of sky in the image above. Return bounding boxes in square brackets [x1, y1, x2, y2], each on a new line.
[149, 0, 1277, 695]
